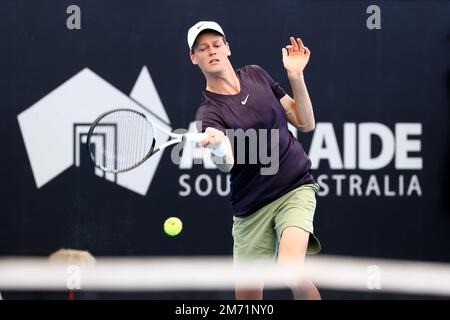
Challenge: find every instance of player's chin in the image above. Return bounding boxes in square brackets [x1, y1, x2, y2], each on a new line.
[204, 63, 223, 74]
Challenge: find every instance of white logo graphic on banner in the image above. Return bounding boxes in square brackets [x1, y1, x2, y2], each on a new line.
[308, 122, 423, 197]
[17, 66, 170, 195]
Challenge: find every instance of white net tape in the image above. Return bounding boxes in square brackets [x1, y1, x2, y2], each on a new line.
[1, 255, 449, 296]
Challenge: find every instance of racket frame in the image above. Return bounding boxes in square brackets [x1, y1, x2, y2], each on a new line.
[87, 108, 208, 173]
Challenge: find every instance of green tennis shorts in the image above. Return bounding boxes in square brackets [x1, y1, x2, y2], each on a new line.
[232, 183, 321, 263]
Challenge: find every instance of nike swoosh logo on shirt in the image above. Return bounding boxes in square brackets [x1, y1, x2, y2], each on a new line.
[241, 94, 249, 105]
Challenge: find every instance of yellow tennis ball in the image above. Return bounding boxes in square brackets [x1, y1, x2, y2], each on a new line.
[164, 217, 183, 237]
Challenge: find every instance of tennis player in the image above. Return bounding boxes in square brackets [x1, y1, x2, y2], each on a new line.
[188, 21, 321, 300]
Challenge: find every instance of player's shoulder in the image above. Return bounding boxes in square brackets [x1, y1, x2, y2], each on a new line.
[239, 64, 266, 74]
[195, 94, 222, 119]
[198, 93, 221, 110]
[238, 65, 272, 82]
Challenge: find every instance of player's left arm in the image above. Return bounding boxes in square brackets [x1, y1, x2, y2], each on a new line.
[279, 36, 315, 133]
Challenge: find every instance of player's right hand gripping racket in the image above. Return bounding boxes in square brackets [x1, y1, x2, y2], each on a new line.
[87, 108, 225, 173]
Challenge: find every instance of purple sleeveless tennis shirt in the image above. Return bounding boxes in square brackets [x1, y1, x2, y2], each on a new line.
[195, 65, 315, 217]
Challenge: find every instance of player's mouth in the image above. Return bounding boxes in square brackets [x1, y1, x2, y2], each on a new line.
[209, 59, 220, 64]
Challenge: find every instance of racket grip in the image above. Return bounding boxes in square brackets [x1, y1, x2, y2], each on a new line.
[184, 132, 226, 157]
[184, 132, 208, 143]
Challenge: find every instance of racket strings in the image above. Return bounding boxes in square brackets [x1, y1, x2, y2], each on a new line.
[89, 110, 156, 172]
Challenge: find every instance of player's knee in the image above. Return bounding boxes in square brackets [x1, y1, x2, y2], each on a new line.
[292, 280, 321, 300]
[235, 288, 263, 300]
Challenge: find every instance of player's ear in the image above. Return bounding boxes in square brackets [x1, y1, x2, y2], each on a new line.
[189, 51, 198, 65]
[226, 43, 231, 56]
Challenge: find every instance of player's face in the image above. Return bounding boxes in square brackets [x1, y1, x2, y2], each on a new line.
[190, 33, 230, 75]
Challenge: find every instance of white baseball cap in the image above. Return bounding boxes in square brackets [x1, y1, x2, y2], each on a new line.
[187, 21, 225, 50]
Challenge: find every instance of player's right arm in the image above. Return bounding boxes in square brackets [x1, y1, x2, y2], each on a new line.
[200, 127, 234, 173]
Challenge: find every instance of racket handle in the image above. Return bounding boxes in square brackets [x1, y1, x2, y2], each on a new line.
[184, 132, 208, 143]
[184, 132, 226, 157]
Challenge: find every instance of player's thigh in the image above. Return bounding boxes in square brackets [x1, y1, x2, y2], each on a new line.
[232, 207, 277, 262]
[274, 184, 321, 257]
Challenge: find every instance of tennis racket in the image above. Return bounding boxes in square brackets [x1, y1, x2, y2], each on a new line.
[87, 108, 224, 173]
